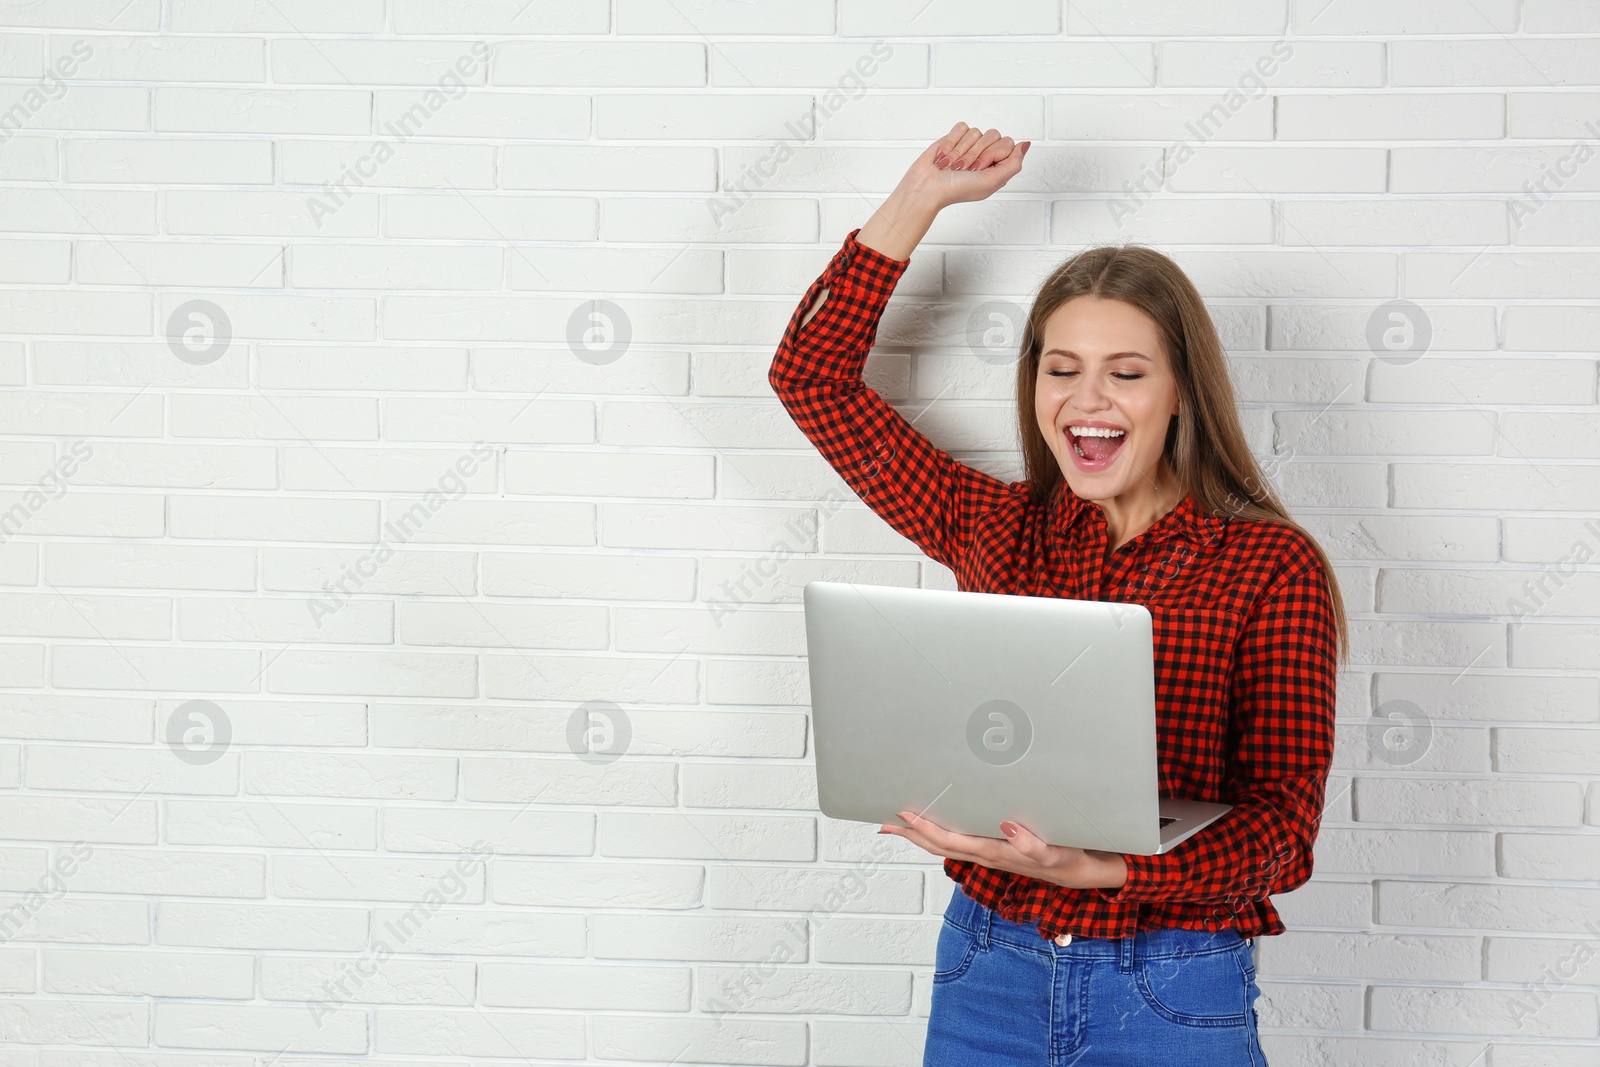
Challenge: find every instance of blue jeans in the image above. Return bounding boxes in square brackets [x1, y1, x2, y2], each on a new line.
[924, 886, 1268, 1066]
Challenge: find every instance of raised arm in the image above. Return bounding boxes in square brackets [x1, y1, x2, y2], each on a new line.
[768, 125, 1034, 572]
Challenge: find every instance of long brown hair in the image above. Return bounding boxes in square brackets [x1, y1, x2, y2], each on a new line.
[1013, 244, 1349, 663]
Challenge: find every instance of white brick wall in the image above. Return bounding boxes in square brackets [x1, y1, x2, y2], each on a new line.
[0, 2, 1597, 1064]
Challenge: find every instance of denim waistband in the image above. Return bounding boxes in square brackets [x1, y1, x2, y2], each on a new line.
[943, 884, 1249, 962]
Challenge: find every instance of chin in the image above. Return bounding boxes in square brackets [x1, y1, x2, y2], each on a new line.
[1059, 468, 1113, 500]
[1065, 477, 1123, 502]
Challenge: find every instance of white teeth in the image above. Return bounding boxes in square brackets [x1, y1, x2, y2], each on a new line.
[1069, 426, 1126, 438]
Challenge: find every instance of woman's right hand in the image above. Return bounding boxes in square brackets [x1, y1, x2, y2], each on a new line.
[905, 122, 1031, 211]
[853, 123, 1031, 263]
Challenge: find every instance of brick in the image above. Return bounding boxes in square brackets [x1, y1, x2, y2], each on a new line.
[1292, 0, 1516, 34]
[169, 0, 383, 31]
[838, 1, 1056, 35]
[1169, 146, 1386, 192]
[1394, 39, 1600, 87]
[392, 0, 607, 34]
[1393, 146, 1600, 194]
[935, 43, 1153, 87]
[1278, 93, 1504, 139]
[1163, 39, 1381, 87]
[1052, 92, 1272, 140]
[722, 41, 924, 90]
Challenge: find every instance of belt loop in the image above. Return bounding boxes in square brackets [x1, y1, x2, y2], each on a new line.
[977, 899, 992, 950]
[1118, 933, 1136, 973]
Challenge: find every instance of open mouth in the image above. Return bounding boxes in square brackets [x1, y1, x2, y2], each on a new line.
[1067, 425, 1127, 468]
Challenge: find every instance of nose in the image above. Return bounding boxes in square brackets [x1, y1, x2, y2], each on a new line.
[1070, 372, 1110, 414]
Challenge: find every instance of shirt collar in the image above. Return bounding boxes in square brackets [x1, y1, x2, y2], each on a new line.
[1051, 479, 1227, 547]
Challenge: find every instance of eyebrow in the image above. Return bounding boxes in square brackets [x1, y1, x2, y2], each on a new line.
[1040, 349, 1153, 362]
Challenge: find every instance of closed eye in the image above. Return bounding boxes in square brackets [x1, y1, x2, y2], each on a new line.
[1047, 371, 1143, 380]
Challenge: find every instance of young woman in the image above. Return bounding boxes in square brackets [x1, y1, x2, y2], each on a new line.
[768, 123, 1349, 1065]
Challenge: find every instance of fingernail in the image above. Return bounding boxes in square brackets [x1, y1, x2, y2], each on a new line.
[876, 828, 888, 834]
[934, 151, 947, 166]
[1001, 823, 1018, 837]
[951, 160, 966, 171]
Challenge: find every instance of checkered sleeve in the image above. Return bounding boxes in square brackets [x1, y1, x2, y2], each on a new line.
[1093, 549, 1338, 909]
[767, 227, 1018, 572]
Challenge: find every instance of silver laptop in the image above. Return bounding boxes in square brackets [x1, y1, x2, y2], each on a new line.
[802, 580, 1230, 856]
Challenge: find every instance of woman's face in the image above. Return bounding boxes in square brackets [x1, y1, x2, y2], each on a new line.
[1033, 294, 1181, 502]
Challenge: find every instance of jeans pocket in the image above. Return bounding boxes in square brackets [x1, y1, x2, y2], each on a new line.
[932, 920, 980, 984]
[1240, 944, 1263, 1017]
[1135, 942, 1252, 1027]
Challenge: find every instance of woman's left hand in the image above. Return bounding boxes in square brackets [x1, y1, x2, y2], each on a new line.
[879, 811, 1128, 890]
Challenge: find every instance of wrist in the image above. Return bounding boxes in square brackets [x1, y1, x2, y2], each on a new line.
[1101, 851, 1129, 890]
[1063, 850, 1128, 890]
[855, 185, 940, 263]
[893, 172, 946, 215]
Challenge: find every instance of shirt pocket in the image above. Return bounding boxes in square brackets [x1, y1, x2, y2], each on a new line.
[1149, 602, 1245, 665]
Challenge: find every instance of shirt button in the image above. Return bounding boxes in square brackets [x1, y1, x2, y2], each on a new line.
[1054, 933, 1073, 946]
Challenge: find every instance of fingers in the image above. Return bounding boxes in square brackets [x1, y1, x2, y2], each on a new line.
[969, 134, 1015, 172]
[998, 820, 1047, 861]
[933, 124, 1029, 173]
[892, 810, 1005, 856]
[882, 815, 1055, 877]
[932, 122, 969, 168]
[887, 809, 949, 852]
[933, 123, 983, 169]
[998, 139, 1036, 177]
[949, 127, 996, 171]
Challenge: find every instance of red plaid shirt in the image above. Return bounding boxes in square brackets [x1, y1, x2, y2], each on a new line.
[770, 227, 1338, 941]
